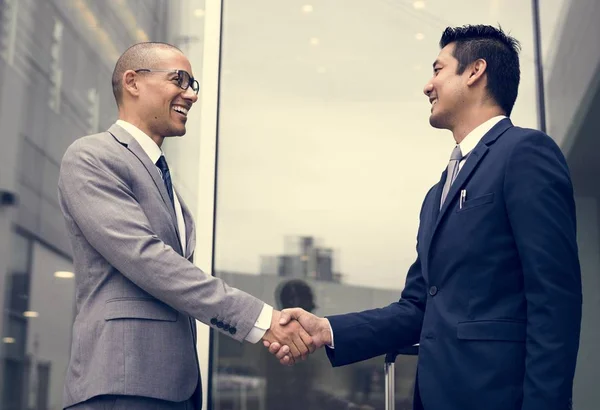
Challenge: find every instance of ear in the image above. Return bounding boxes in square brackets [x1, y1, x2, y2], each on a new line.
[122, 70, 141, 98]
[466, 58, 487, 87]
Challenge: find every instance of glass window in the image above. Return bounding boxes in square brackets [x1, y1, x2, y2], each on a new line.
[212, 1, 538, 409]
[0, 1, 188, 409]
[2, 232, 32, 410]
[1, 234, 75, 410]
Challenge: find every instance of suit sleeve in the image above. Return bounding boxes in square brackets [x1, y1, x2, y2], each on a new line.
[325, 190, 432, 367]
[58, 140, 264, 342]
[504, 131, 582, 410]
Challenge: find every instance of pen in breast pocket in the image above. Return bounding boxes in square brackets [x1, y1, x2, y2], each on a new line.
[460, 189, 467, 209]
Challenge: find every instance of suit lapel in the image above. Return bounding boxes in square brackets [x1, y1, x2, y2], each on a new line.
[430, 170, 445, 227]
[420, 171, 446, 282]
[429, 118, 513, 247]
[422, 170, 445, 253]
[107, 124, 181, 239]
[175, 189, 196, 259]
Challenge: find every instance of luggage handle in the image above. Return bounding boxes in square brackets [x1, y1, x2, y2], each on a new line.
[385, 344, 419, 410]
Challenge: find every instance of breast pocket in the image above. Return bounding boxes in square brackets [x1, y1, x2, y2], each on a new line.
[104, 298, 178, 322]
[456, 192, 494, 212]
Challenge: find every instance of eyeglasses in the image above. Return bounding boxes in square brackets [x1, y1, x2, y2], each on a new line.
[134, 69, 200, 95]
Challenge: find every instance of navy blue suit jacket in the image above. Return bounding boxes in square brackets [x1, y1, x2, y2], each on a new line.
[326, 119, 582, 410]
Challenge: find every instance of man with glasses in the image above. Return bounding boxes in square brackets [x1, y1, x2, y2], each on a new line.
[58, 42, 313, 410]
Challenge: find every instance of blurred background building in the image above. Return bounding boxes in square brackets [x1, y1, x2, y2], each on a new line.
[0, 1, 174, 408]
[0, 0, 599, 409]
[260, 236, 341, 282]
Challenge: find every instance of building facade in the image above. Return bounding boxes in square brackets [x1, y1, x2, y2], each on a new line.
[0, 1, 173, 408]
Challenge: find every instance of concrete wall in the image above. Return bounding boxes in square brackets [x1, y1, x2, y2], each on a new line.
[546, 0, 600, 154]
[546, 2, 600, 406]
[572, 197, 600, 409]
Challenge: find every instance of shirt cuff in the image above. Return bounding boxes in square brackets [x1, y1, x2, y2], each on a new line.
[327, 319, 334, 348]
[244, 303, 273, 344]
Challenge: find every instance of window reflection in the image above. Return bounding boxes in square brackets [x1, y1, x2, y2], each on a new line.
[2, 232, 31, 410]
[0, 1, 179, 408]
[1, 233, 74, 410]
[213, 0, 539, 409]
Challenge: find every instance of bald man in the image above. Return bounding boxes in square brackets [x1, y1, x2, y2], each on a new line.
[58, 42, 313, 410]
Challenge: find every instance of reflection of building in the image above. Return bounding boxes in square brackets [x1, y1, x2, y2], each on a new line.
[0, 1, 173, 409]
[260, 236, 341, 282]
[214, 271, 413, 410]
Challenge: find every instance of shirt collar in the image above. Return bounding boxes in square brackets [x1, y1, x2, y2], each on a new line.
[116, 120, 163, 164]
[459, 115, 506, 157]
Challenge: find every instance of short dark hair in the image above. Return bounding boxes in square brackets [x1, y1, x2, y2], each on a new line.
[111, 42, 182, 106]
[440, 25, 521, 116]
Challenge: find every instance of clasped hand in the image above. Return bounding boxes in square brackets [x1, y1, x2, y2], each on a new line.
[262, 308, 332, 365]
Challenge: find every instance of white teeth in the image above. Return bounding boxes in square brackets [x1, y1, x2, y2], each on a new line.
[173, 106, 188, 115]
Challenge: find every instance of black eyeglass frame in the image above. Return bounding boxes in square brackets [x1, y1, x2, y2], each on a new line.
[134, 69, 200, 95]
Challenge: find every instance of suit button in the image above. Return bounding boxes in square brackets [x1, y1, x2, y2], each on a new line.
[217, 321, 224, 328]
[223, 324, 230, 331]
[229, 327, 237, 335]
[210, 318, 218, 325]
[429, 286, 438, 296]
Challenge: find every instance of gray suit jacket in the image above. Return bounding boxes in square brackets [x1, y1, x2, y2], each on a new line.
[58, 124, 264, 408]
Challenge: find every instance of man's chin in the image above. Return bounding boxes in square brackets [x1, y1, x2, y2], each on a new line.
[167, 125, 187, 137]
[163, 132, 186, 138]
[429, 114, 446, 130]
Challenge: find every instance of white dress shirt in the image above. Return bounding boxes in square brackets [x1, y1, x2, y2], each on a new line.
[327, 115, 507, 349]
[115, 120, 272, 343]
[456, 115, 506, 171]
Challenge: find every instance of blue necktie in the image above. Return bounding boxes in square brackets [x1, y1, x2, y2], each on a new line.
[156, 155, 175, 209]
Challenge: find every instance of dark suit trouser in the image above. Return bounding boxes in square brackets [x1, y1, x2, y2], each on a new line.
[65, 395, 196, 410]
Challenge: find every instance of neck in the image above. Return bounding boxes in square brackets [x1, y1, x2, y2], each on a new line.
[451, 105, 504, 144]
[118, 111, 164, 147]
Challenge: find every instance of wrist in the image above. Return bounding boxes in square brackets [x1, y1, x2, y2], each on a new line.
[270, 309, 280, 328]
[262, 328, 271, 341]
[320, 318, 332, 345]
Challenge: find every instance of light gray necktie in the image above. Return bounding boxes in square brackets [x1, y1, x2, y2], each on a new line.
[440, 145, 463, 208]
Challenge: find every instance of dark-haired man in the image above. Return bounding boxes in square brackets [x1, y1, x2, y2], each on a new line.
[58, 42, 313, 410]
[268, 25, 582, 410]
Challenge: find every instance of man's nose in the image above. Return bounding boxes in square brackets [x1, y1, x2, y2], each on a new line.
[183, 87, 199, 103]
[423, 82, 433, 96]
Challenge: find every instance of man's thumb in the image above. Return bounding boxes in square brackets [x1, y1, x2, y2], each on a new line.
[279, 308, 300, 325]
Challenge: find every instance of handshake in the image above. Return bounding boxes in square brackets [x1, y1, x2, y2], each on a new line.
[261, 308, 331, 365]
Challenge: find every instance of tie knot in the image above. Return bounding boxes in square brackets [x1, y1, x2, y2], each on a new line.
[450, 145, 463, 161]
[156, 155, 169, 173]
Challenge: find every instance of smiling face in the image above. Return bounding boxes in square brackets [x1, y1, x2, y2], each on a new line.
[123, 48, 198, 141]
[423, 43, 470, 131]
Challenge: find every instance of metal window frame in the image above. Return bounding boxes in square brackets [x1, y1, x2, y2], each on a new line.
[194, 0, 223, 408]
